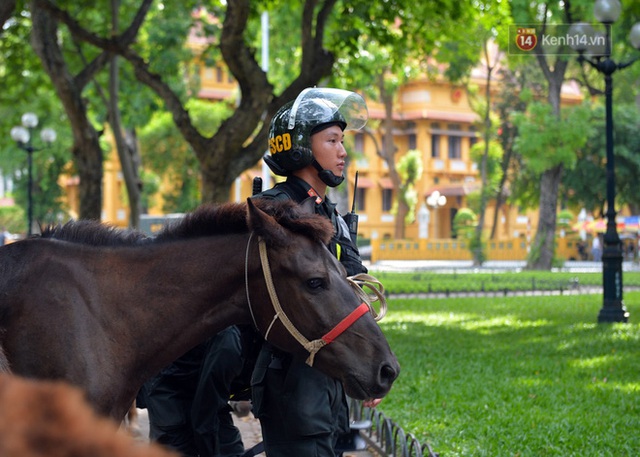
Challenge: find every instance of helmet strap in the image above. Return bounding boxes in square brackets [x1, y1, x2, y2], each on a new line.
[313, 160, 344, 188]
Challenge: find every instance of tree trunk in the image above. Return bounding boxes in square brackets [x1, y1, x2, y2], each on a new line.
[30, 3, 103, 220]
[490, 147, 514, 239]
[527, 164, 562, 269]
[108, 0, 141, 228]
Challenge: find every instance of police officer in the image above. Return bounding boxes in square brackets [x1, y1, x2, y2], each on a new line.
[251, 87, 369, 457]
[142, 326, 247, 457]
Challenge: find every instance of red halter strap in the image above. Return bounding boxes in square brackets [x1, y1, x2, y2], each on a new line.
[321, 302, 370, 344]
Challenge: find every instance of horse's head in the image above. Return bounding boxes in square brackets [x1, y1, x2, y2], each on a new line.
[246, 198, 400, 401]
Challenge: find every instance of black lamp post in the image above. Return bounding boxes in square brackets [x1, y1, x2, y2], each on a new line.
[569, 0, 640, 323]
[10, 113, 56, 237]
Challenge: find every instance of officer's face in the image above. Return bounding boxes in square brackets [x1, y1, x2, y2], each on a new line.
[310, 125, 347, 177]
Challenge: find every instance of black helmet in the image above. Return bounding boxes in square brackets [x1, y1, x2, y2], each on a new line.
[264, 88, 368, 182]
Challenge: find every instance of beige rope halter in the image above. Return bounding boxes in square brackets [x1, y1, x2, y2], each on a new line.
[245, 233, 387, 366]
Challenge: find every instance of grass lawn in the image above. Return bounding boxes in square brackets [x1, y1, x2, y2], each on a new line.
[376, 291, 640, 456]
[369, 270, 640, 294]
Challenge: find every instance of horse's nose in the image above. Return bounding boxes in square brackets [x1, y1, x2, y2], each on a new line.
[380, 361, 400, 388]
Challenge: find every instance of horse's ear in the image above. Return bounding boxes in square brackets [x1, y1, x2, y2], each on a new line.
[246, 198, 288, 247]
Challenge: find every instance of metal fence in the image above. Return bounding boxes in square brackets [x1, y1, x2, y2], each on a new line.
[349, 399, 439, 457]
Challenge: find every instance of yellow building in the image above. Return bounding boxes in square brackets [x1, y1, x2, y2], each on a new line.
[340, 72, 582, 261]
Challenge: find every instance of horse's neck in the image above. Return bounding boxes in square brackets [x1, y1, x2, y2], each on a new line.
[122, 235, 255, 381]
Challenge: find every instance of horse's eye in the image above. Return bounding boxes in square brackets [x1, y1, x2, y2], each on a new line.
[307, 278, 324, 290]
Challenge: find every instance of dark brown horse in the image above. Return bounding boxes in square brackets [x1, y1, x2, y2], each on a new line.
[0, 198, 399, 420]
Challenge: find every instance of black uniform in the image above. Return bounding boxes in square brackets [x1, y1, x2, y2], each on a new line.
[250, 176, 367, 457]
[143, 326, 246, 457]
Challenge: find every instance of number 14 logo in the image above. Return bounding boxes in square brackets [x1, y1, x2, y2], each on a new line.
[515, 28, 538, 52]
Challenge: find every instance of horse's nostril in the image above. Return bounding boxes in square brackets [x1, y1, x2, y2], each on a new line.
[380, 363, 399, 384]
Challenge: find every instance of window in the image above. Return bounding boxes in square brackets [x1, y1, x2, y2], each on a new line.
[408, 133, 417, 150]
[448, 136, 461, 158]
[431, 123, 440, 158]
[431, 134, 440, 158]
[382, 189, 393, 212]
[447, 124, 462, 159]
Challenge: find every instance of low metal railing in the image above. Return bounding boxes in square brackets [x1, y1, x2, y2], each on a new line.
[349, 399, 439, 457]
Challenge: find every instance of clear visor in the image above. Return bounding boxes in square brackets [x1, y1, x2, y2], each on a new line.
[287, 88, 368, 131]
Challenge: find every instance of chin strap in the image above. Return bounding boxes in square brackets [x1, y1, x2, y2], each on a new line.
[313, 160, 344, 187]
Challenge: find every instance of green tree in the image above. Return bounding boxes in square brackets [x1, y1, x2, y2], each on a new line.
[395, 149, 423, 225]
[508, 0, 594, 270]
[563, 103, 640, 216]
[452, 207, 477, 239]
[512, 101, 591, 266]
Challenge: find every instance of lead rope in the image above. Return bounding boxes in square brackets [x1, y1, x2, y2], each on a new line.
[244, 232, 260, 331]
[346, 273, 387, 321]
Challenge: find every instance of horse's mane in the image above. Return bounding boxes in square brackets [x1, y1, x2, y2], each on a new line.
[40, 200, 333, 246]
[40, 220, 151, 246]
[156, 199, 333, 245]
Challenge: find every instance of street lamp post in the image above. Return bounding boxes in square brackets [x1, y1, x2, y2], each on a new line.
[426, 190, 447, 239]
[10, 113, 56, 236]
[569, 0, 640, 323]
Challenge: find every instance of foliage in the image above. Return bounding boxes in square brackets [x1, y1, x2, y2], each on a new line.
[452, 208, 477, 239]
[469, 234, 487, 265]
[329, 0, 482, 239]
[512, 102, 591, 175]
[469, 139, 504, 195]
[0, 206, 25, 234]
[562, 103, 640, 216]
[395, 149, 423, 224]
[138, 98, 233, 213]
[1, 133, 72, 234]
[0, 8, 73, 230]
[378, 292, 640, 455]
[557, 208, 574, 229]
